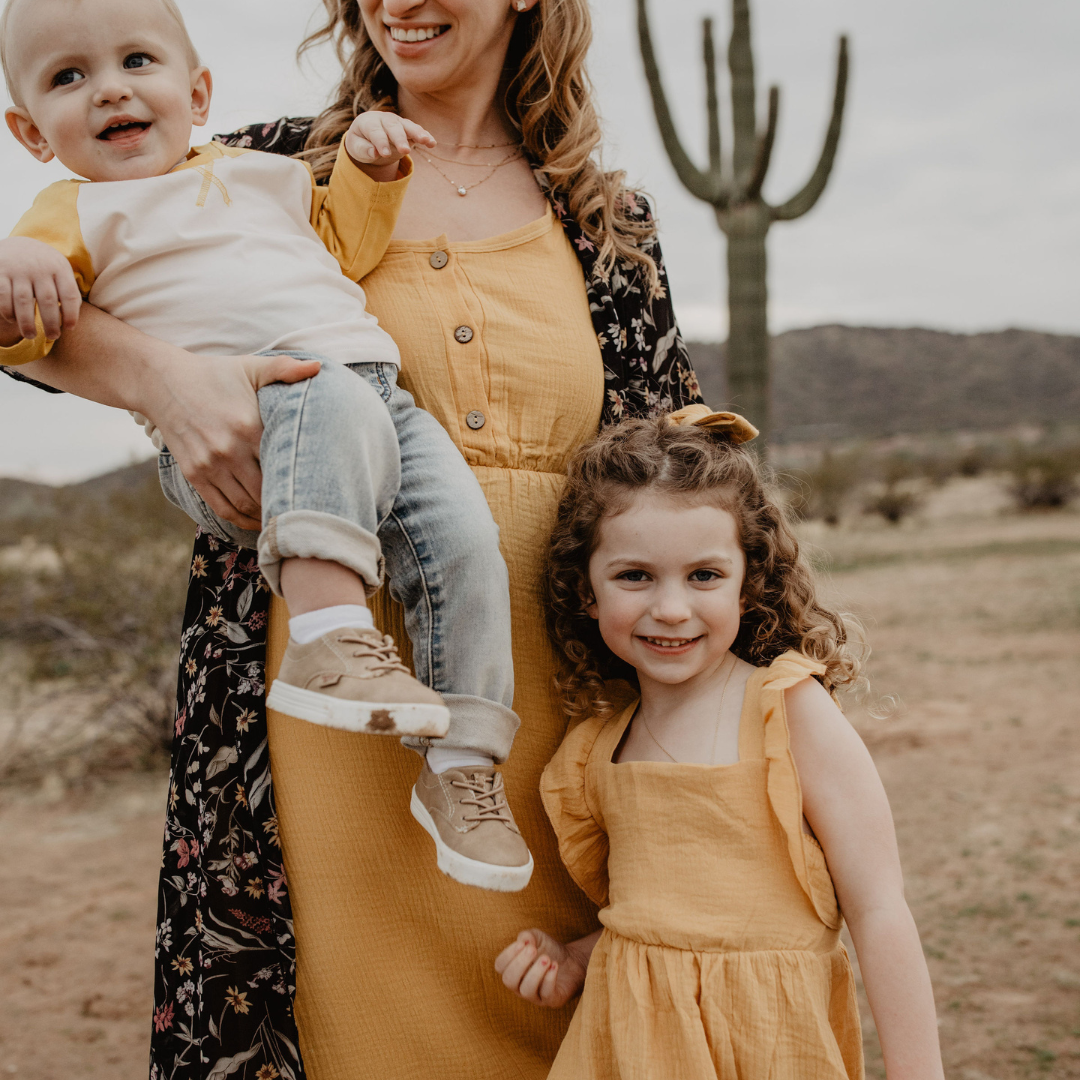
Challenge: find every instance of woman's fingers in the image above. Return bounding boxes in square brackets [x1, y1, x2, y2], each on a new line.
[498, 940, 538, 991]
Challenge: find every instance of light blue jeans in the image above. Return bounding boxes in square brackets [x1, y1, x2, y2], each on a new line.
[158, 354, 518, 761]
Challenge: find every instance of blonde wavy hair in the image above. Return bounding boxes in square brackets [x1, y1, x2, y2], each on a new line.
[298, 0, 660, 291]
[546, 418, 863, 720]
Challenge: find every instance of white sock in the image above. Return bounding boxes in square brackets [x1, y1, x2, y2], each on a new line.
[426, 747, 495, 774]
[289, 604, 374, 644]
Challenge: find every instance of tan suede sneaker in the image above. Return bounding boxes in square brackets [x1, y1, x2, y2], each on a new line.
[411, 764, 534, 892]
[267, 628, 449, 738]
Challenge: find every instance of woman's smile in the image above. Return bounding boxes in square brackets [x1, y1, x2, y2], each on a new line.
[386, 23, 449, 44]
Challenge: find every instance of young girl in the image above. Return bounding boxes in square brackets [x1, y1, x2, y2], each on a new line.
[495, 406, 945, 1079]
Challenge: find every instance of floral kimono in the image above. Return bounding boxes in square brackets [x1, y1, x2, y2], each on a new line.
[4, 116, 702, 1080]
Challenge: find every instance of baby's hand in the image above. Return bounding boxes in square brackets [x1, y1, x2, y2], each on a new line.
[344, 111, 435, 180]
[0, 236, 81, 347]
[495, 928, 587, 1009]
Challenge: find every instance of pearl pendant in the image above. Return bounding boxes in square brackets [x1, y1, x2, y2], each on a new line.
[457, 186, 467, 196]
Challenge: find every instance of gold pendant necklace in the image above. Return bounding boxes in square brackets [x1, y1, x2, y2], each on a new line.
[421, 145, 521, 168]
[638, 653, 737, 764]
[415, 146, 521, 197]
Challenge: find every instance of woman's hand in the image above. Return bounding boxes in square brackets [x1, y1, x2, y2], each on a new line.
[344, 111, 435, 182]
[150, 352, 321, 531]
[18, 304, 320, 531]
[495, 928, 596, 1008]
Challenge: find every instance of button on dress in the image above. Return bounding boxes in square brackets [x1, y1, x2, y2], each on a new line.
[264, 206, 608, 1078]
[541, 653, 864, 1080]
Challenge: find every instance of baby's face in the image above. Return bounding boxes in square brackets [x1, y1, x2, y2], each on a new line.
[4, 0, 210, 181]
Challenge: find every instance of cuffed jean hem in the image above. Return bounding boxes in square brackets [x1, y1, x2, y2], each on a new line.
[258, 509, 385, 598]
[402, 693, 520, 764]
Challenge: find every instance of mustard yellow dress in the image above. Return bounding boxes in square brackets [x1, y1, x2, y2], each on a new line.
[541, 653, 864, 1080]
[264, 207, 607, 1078]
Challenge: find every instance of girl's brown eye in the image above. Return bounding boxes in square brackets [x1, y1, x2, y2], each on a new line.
[689, 569, 719, 583]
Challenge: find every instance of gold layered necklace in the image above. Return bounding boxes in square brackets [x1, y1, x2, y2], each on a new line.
[638, 653, 737, 765]
[414, 145, 523, 197]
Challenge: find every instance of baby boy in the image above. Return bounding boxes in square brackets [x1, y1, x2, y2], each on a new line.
[0, 0, 532, 891]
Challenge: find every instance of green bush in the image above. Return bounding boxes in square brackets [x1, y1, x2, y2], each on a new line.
[1007, 444, 1080, 510]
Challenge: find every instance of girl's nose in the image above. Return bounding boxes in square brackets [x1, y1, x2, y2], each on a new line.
[382, 0, 427, 18]
[650, 583, 692, 625]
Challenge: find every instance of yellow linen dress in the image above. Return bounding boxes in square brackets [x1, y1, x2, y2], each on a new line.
[264, 207, 607, 1078]
[541, 652, 864, 1080]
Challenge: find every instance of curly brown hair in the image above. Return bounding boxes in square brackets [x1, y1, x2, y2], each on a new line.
[546, 417, 861, 719]
[297, 0, 661, 292]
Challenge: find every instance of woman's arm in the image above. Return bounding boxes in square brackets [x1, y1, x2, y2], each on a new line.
[495, 928, 601, 1008]
[17, 304, 319, 530]
[786, 678, 944, 1080]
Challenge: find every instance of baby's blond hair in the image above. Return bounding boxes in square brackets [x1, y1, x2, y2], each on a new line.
[1, 0, 200, 107]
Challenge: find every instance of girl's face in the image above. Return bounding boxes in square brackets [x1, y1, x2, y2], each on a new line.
[359, 0, 526, 100]
[586, 490, 746, 690]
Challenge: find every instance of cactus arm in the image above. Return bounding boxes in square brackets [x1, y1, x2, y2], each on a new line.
[636, 0, 723, 203]
[703, 18, 722, 177]
[772, 35, 849, 221]
[743, 85, 778, 203]
[729, 0, 758, 187]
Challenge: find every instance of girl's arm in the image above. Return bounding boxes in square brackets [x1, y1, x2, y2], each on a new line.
[786, 678, 945, 1080]
[495, 928, 601, 1008]
[15, 303, 319, 531]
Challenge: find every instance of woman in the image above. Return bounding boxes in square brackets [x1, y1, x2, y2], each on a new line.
[8, 0, 701, 1075]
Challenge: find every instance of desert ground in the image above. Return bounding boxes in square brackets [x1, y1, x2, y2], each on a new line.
[1, 474, 1078, 1078]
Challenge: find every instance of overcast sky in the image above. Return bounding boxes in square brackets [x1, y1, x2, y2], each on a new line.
[1, 0, 1077, 482]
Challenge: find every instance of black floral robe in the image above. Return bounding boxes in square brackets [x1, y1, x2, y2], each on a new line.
[4, 116, 701, 1080]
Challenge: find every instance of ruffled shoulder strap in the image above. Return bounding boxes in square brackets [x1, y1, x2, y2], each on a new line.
[540, 706, 630, 908]
[759, 652, 842, 929]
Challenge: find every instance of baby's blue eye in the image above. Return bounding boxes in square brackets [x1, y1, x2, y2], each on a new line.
[124, 53, 154, 69]
[53, 68, 84, 87]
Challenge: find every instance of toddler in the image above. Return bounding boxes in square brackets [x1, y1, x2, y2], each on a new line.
[496, 407, 945, 1076]
[0, 0, 532, 891]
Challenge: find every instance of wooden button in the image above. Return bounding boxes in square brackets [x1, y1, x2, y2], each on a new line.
[454, 325, 474, 344]
[429, 250, 448, 269]
[466, 410, 486, 430]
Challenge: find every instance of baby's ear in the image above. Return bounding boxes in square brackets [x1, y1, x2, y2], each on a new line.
[189, 67, 213, 127]
[5, 108, 54, 163]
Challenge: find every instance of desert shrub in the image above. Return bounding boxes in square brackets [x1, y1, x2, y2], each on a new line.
[784, 448, 865, 526]
[1007, 444, 1080, 510]
[0, 471, 194, 778]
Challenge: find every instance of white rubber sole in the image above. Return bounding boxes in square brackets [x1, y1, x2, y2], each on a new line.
[267, 680, 449, 737]
[410, 787, 534, 893]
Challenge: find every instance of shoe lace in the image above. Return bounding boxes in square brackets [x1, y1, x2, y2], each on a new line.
[452, 771, 515, 829]
[336, 632, 412, 677]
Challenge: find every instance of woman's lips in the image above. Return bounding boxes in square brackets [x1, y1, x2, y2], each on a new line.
[385, 23, 450, 53]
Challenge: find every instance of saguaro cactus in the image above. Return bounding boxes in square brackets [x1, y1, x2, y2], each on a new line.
[637, 0, 848, 439]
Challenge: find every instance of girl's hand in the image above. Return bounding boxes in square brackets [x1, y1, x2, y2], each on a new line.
[0, 236, 82, 346]
[495, 929, 589, 1008]
[343, 112, 435, 180]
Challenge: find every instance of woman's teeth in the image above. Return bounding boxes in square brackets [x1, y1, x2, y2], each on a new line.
[389, 25, 446, 42]
[644, 637, 695, 648]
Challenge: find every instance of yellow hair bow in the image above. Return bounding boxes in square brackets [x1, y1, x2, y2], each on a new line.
[664, 404, 759, 444]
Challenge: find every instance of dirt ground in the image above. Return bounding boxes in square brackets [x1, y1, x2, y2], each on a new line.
[1, 476, 1078, 1078]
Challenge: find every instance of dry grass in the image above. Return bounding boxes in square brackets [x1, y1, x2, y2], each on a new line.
[0, 475, 1078, 1077]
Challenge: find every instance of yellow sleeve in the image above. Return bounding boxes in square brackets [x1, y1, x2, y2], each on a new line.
[308, 143, 411, 281]
[1, 181, 95, 366]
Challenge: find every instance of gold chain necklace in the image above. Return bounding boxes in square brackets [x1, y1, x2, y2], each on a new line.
[421, 145, 522, 168]
[415, 146, 521, 197]
[638, 653, 737, 764]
